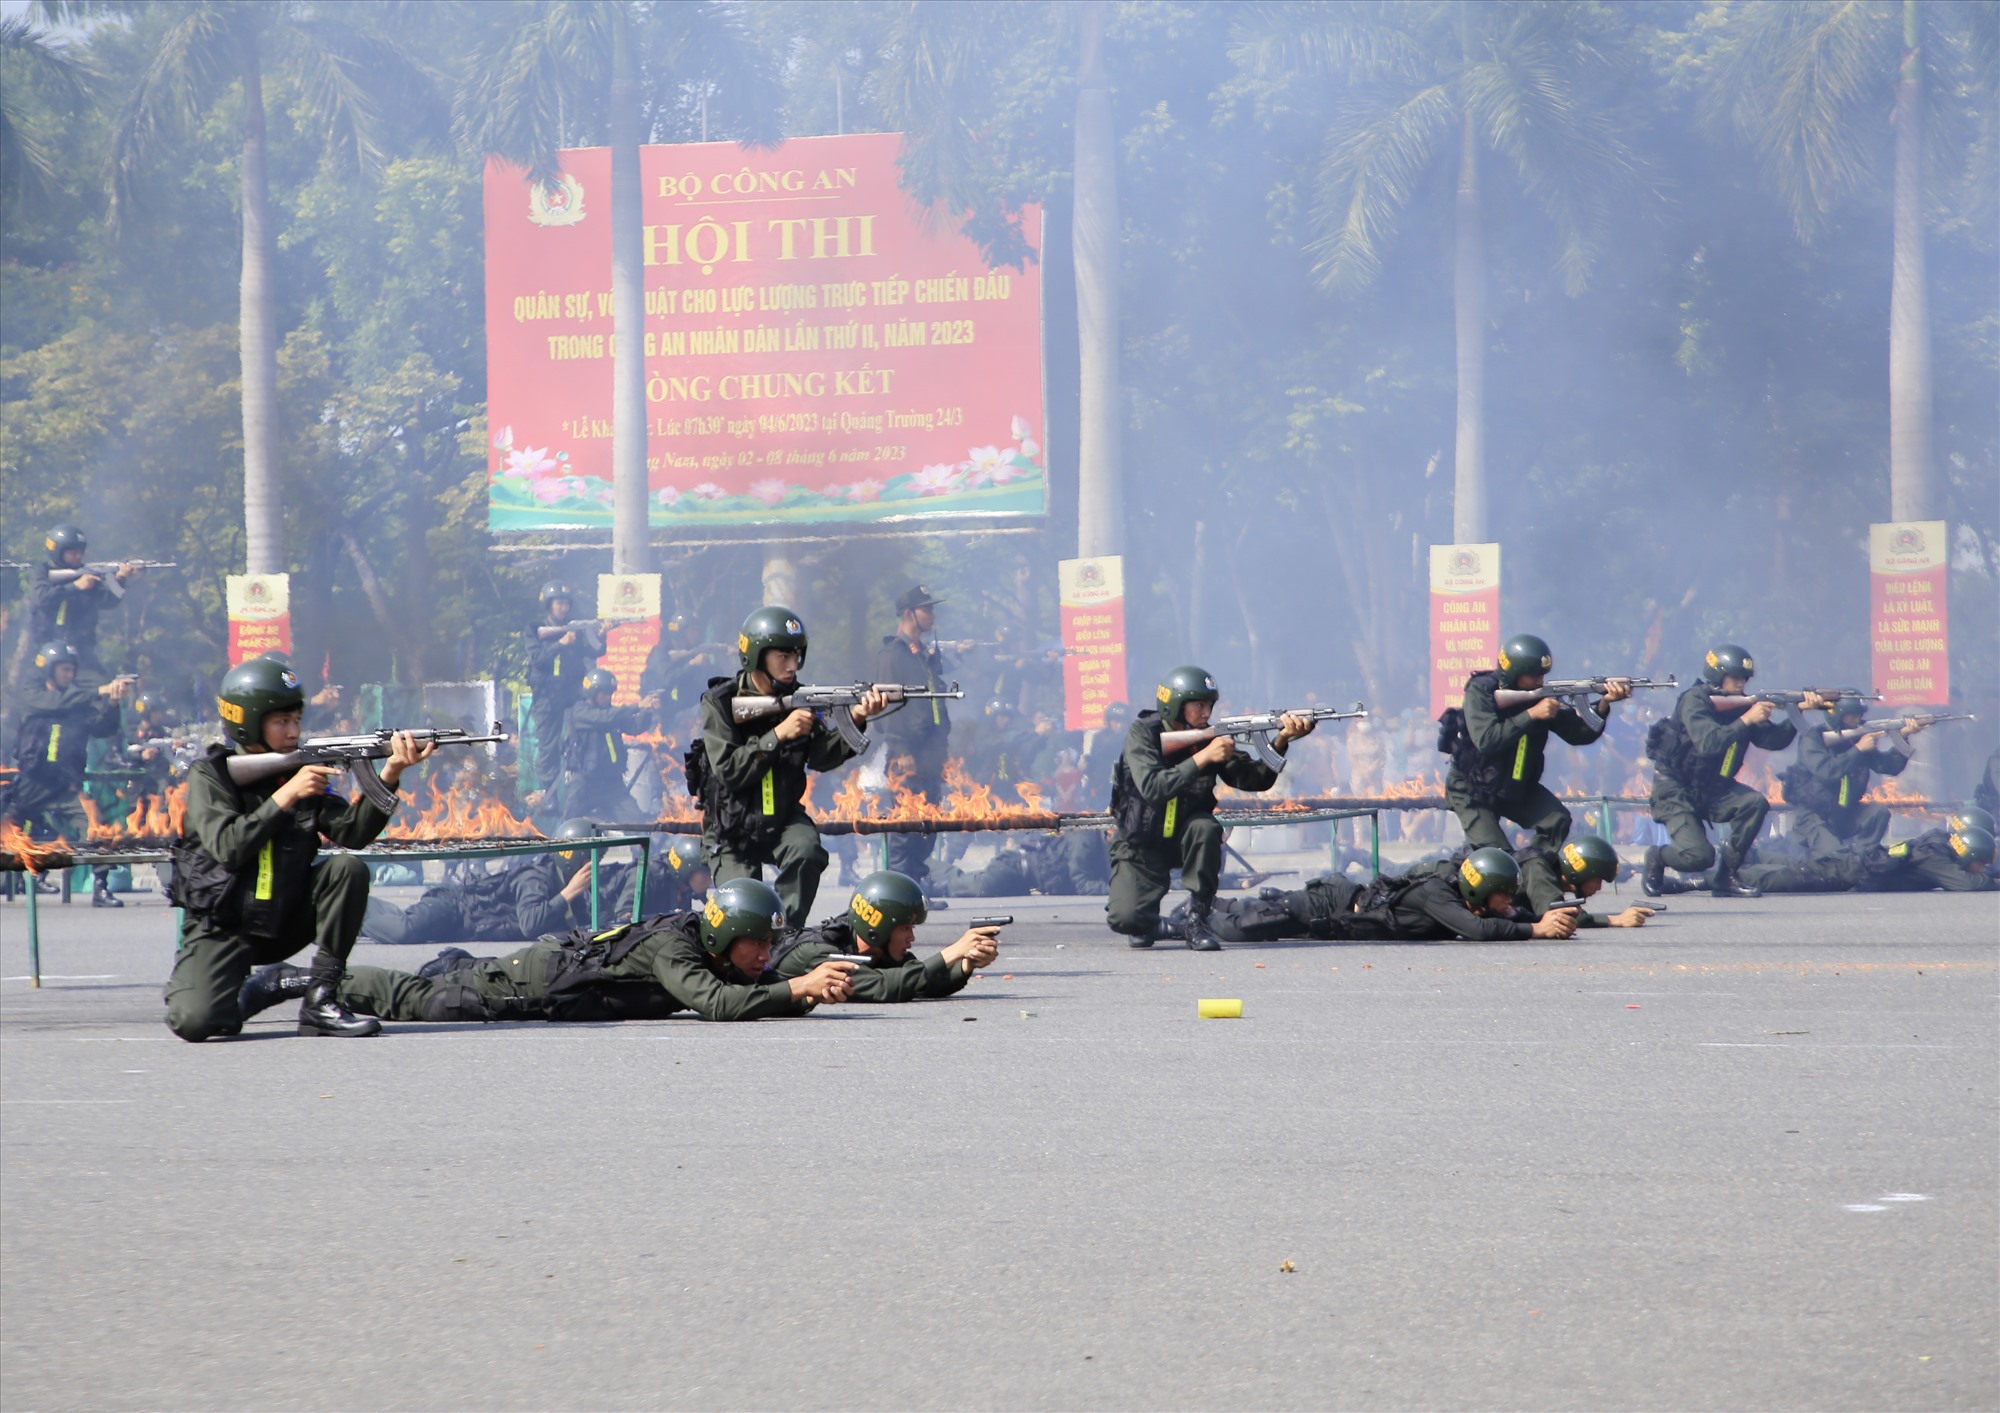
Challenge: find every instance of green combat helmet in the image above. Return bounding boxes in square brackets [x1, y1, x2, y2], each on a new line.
[1946, 805, 1995, 836]
[581, 667, 617, 696]
[1154, 665, 1219, 726]
[1496, 633, 1553, 688]
[1827, 696, 1868, 727]
[1702, 643, 1755, 687]
[34, 641, 80, 680]
[1455, 847, 1522, 910]
[539, 580, 577, 613]
[1556, 834, 1620, 889]
[699, 877, 786, 956]
[44, 523, 86, 563]
[553, 817, 600, 860]
[1948, 824, 1996, 868]
[847, 869, 929, 952]
[217, 657, 305, 747]
[738, 605, 808, 674]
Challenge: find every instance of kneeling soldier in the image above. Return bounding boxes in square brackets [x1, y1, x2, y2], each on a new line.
[3, 641, 131, 905]
[1778, 696, 1918, 863]
[1108, 665, 1312, 952]
[1439, 633, 1629, 914]
[164, 659, 434, 1041]
[688, 607, 885, 929]
[1208, 849, 1584, 944]
[246, 877, 858, 1026]
[773, 869, 1001, 1002]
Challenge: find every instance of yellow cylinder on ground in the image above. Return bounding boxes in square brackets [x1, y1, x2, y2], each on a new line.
[1197, 998, 1243, 1019]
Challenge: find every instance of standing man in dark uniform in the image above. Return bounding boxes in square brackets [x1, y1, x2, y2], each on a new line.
[1643, 644, 1823, 898]
[3, 642, 131, 905]
[1437, 633, 1631, 913]
[1106, 665, 1314, 951]
[689, 606, 885, 928]
[1779, 696, 1922, 862]
[559, 666, 657, 822]
[163, 658, 436, 1041]
[638, 613, 724, 739]
[29, 525, 143, 686]
[523, 581, 607, 807]
[873, 585, 955, 903]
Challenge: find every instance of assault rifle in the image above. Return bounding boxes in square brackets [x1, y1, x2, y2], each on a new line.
[1820, 710, 1977, 746]
[731, 682, 965, 753]
[533, 617, 647, 639]
[1160, 702, 1368, 772]
[1491, 675, 1678, 711]
[3, 561, 177, 599]
[132, 736, 204, 770]
[1708, 688, 1876, 711]
[224, 722, 507, 811]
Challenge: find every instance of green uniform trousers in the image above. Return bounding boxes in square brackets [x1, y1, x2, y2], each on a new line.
[1789, 803, 1890, 862]
[340, 940, 562, 1022]
[1649, 776, 1767, 875]
[1446, 779, 1573, 915]
[164, 854, 370, 1041]
[707, 817, 828, 930]
[1106, 815, 1222, 936]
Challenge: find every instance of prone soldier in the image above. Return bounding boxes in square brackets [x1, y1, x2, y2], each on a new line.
[1208, 848, 1584, 944]
[244, 877, 857, 1026]
[163, 658, 435, 1041]
[772, 869, 1002, 1002]
[687, 607, 885, 928]
[359, 817, 605, 946]
[1643, 644, 1824, 898]
[1737, 820, 1993, 894]
[2, 642, 131, 906]
[1437, 633, 1631, 911]
[1106, 666, 1314, 951]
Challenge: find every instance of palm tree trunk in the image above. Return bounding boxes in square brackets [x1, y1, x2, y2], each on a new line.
[1452, 104, 1486, 545]
[239, 36, 283, 574]
[1073, 0, 1123, 560]
[609, 7, 651, 574]
[1889, 0, 1934, 522]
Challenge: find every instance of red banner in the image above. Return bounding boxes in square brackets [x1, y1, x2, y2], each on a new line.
[484, 134, 1047, 531]
[1429, 544, 1500, 719]
[1059, 556, 1127, 731]
[1870, 521, 1949, 707]
[225, 574, 292, 667]
[596, 574, 661, 707]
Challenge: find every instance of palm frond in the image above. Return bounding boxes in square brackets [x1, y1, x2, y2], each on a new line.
[1703, 0, 1889, 241]
[0, 16, 93, 196]
[276, 14, 399, 173]
[875, 0, 996, 216]
[1228, 0, 1437, 83]
[1306, 79, 1455, 291]
[106, 3, 238, 232]
[645, 0, 784, 147]
[454, 0, 612, 184]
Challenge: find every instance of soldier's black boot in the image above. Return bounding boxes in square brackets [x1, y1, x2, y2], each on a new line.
[237, 963, 309, 1020]
[1641, 847, 1667, 898]
[1129, 909, 1183, 948]
[1710, 857, 1761, 899]
[92, 868, 123, 908]
[297, 959, 381, 1037]
[1183, 903, 1222, 952]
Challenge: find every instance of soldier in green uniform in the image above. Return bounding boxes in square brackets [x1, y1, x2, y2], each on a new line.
[3, 642, 132, 906]
[772, 869, 1001, 1002]
[1737, 823, 1993, 894]
[163, 658, 435, 1041]
[873, 586, 956, 901]
[27, 524, 142, 687]
[1643, 644, 1824, 898]
[1106, 665, 1315, 951]
[1778, 697, 1923, 862]
[523, 581, 608, 806]
[1208, 848, 1585, 944]
[559, 667, 657, 821]
[1437, 633, 1631, 911]
[359, 818, 604, 946]
[257, 877, 858, 1026]
[686, 607, 885, 929]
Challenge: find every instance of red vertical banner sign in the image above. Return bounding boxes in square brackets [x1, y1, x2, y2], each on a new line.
[1429, 544, 1501, 719]
[1869, 521, 1949, 706]
[595, 573, 662, 706]
[1059, 556, 1127, 731]
[225, 574, 292, 666]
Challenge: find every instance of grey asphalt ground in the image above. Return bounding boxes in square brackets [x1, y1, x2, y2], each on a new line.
[2, 882, 1995, 1412]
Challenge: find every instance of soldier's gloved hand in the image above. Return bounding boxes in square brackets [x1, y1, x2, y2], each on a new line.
[1275, 712, 1316, 744]
[775, 707, 817, 742]
[1194, 736, 1236, 768]
[1527, 697, 1562, 721]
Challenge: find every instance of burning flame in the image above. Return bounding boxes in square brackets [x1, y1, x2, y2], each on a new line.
[79, 781, 188, 842]
[822, 758, 1053, 824]
[0, 820, 67, 872]
[1860, 776, 1941, 810]
[383, 787, 540, 840]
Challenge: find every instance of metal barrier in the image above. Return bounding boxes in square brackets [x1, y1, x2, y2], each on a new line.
[13, 835, 653, 990]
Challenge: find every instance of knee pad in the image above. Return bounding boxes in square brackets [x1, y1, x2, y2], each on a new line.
[418, 981, 500, 1023]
